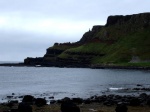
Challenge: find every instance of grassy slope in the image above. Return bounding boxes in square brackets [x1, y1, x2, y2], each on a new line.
[44, 44, 79, 61]
[47, 44, 76, 50]
[58, 25, 150, 66]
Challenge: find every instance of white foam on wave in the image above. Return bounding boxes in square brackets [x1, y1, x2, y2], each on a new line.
[108, 87, 124, 91]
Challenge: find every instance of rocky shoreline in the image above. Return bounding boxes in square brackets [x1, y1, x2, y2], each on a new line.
[2, 93, 150, 106]
[0, 63, 150, 71]
[1, 93, 150, 112]
[0, 63, 25, 67]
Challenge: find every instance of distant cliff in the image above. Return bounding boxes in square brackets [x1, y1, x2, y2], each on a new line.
[24, 12, 150, 68]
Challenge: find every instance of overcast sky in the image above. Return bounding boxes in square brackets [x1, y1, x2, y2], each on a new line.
[0, 0, 149, 61]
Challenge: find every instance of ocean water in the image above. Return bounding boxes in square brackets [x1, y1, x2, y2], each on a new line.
[0, 66, 150, 102]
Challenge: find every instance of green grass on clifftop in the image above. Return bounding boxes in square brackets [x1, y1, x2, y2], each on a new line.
[59, 27, 150, 66]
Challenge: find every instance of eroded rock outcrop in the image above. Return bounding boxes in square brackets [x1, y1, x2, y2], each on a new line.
[79, 25, 103, 43]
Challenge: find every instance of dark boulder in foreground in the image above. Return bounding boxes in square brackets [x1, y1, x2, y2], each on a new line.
[61, 97, 80, 112]
[18, 102, 32, 112]
[35, 98, 47, 107]
[115, 103, 128, 112]
[129, 98, 141, 106]
[72, 98, 83, 104]
[22, 95, 34, 104]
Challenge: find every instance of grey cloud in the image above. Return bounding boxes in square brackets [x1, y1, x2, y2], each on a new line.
[0, 0, 149, 21]
[0, 30, 80, 61]
[0, 0, 149, 61]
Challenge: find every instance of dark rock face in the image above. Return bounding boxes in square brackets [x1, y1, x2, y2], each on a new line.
[24, 57, 43, 65]
[18, 102, 32, 112]
[106, 15, 125, 26]
[79, 25, 103, 43]
[18, 95, 34, 112]
[45, 49, 64, 57]
[106, 13, 150, 27]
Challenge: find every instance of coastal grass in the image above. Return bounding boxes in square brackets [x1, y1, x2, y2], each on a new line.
[65, 43, 107, 54]
[1, 103, 150, 112]
[47, 44, 79, 51]
[58, 27, 150, 67]
[94, 26, 150, 64]
[32, 104, 150, 112]
[116, 62, 150, 67]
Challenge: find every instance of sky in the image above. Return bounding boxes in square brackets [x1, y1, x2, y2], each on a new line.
[0, 0, 149, 61]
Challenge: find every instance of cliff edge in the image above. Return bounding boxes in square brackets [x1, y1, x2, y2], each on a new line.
[24, 12, 150, 67]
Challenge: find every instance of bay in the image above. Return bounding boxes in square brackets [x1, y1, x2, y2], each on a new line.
[0, 66, 150, 102]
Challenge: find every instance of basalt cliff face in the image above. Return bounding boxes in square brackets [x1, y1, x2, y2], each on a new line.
[24, 13, 150, 67]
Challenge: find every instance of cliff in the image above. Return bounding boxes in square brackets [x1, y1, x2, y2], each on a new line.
[24, 12, 150, 67]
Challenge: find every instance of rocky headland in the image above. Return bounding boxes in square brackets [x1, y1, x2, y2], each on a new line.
[23, 13, 150, 68]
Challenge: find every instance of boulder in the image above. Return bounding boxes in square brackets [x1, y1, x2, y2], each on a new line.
[6, 100, 19, 108]
[50, 100, 56, 104]
[129, 98, 141, 106]
[115, 103, 128, 112]
[72, 98, 83, 104]
[22, 95, 34, 104]
[83, 99, 91, 104]
[35, 98, 47, 107]
[146, 98, 150, 105]
[49, 96, 54, 99]
[61, 98, 80, 112]
[18, 102, 32, 112]
[139, 93, 148, 98]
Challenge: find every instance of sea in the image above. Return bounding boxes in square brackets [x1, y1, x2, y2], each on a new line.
[0, 64, 150, 103]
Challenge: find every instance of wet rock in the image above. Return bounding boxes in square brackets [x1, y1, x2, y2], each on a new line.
[18, 102, 32, 112]
[139, 93, 148, 102]
[18, 96, 23, 99]
[7, 96, 13, 99]
[49, 96, 54, 99]
[62, 97, 71, 102]
[50, 100, 56, 104]
[90, 96, 95, 100]
[98, 95, 107, 102]
[129, 98, 141, 106]
[72, 98, 83, 104]
[35, 98, 47, 107]
[57, 99, 63, 104]
[137, 84, 142, 86]
[22, 95, 34, 104]
[9, 100, 19, 104]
